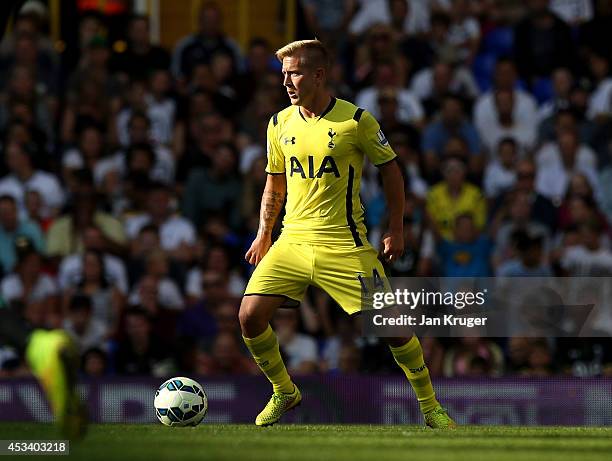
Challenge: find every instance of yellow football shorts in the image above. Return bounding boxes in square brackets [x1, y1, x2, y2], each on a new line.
[244, 235, 390, 315]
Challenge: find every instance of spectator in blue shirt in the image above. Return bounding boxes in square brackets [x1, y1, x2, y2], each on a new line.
[0, 195, 45, 274]
[496, 229, 553, 277]
[437, 213, 492, 276]
[423, 93, 481, 182]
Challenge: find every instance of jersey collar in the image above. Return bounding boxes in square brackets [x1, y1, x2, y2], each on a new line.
[298, 96, 337, 123]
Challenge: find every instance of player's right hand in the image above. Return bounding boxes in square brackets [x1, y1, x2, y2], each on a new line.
[245, 235, 272, 265]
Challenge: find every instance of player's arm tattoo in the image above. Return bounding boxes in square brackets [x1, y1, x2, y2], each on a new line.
[258, 184, 285, 237]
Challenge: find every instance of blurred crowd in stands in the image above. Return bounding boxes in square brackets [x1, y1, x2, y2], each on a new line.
[0, 0, 612, 379]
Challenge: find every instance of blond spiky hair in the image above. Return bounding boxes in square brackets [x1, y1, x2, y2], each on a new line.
[275, 39, 330, 71]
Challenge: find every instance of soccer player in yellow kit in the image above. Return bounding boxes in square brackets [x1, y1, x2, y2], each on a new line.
[239, 40, 455, 429]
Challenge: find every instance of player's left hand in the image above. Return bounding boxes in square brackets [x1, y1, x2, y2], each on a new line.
[382, 231, 404, 263]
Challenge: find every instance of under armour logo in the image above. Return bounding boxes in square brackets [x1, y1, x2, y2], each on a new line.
[328, 128, 337, 148]
[284, 136, 296, 145]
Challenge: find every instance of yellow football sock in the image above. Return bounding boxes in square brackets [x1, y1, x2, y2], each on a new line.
[243, 325, 294, 394]
[389, 336, 439, 414]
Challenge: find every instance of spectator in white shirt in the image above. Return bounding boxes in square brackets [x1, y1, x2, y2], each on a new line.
[58, 225, 129, 295]
[349, 0, 441, 37]
[535, 130, 600, 204]
[356, 61, 424, 127]
[116, 79, 148, 147]
[539, 105, 598, 155]
[273, 308, 318, 374]
[484, 137, 518, 199]
[128, 250, 184, 311]
[60, 249, 125, 337]
[478, 88, 537, 157]
[550, 0, 593, 25]
[447, 0, 481, 65]
[185, 244, 245, 304]
[560, 221, 612, 275]
[144, 69, 176, 147]
[0, 141, 64, 219]
[129, 273, 183, 315]
[586, 51, 612, 121]
[389, 131, 428, 198]
[473, 58, 538, 155]
[63, 293, 108, 353]
[410, 60, 479, 114]
[101, 112, 175, 185]
[124, 182, 197, 263]
[1, 237, 58, 313]
[61, 124, 110, 187]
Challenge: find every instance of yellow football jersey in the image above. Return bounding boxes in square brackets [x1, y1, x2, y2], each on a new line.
[265, 97, 397, 248]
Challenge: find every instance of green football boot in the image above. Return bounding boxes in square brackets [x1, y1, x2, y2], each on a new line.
[424, 405, 457, 429]
[255, 385, 302, 427]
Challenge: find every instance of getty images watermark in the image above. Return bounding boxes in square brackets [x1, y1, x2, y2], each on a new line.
[359, 277, 610, 338]
[372, 287, 488, 327]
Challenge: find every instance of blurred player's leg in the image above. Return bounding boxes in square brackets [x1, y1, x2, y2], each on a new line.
[0, 310, 87, 437]
[239, 295, 301, 426]
[387, 336, 456, 429]
[26, 329, 88, 438]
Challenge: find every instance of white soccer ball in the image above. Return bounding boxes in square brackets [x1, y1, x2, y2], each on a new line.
[154, 377, 208, 427]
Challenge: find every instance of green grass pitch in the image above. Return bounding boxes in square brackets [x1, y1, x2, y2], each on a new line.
[2, 423, 612, 461]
